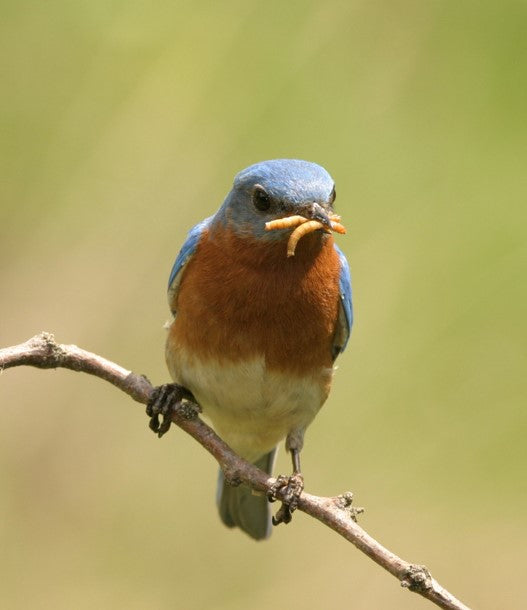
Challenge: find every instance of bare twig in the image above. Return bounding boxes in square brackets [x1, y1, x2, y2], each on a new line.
[0, 332, 471, 610]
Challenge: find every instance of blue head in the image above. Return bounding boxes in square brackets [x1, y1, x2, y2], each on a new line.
[213, 159, 337, 240]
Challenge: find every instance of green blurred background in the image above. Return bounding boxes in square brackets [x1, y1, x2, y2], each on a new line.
[1, 1, 526, 608]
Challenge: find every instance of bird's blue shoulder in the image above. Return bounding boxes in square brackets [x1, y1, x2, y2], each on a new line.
[332, 243, 353, 357]
[167, 216, 213, 311]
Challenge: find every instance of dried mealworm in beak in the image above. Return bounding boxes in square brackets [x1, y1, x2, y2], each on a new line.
[265, 215, 308, 231]
[265, 212, 347, 257]
[287, 220, 326, 257]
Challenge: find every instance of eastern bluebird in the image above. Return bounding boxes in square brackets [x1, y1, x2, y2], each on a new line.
[148, 159, 352, 540]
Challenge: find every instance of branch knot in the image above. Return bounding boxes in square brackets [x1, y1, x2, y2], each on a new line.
[38, 332, 68, 366]
[336, 491, 364, 522]
[400, 564, 433, 592]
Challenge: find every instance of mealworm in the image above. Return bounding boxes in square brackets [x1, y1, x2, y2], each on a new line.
[330, 221, 346, 234]
[287, 220, 326, 257]
[265, 211, 347, 256]
[265, 215, 307, 231]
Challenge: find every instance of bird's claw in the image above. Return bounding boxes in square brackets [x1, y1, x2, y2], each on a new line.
[267, 472, 304, 526]
[146, 383, 200, 438]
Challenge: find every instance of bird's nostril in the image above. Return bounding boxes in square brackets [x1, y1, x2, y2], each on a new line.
[306, 202, 331, 229]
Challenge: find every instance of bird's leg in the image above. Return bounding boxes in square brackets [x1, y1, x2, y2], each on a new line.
[146, 383, 200, 438]
[268, 443, 305, 527]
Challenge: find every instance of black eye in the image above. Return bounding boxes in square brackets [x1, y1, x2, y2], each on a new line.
[329, 185, 336, 205]
[252, 185, 271, 211]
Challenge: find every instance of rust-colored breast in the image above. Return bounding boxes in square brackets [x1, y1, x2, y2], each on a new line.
[168, 227, 341, 375]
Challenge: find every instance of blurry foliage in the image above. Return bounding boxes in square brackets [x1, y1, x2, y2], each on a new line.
[1, 1, 526, 609]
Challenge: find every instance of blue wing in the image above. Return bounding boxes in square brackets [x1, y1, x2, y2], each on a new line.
[167, 216, 213, 313]
[332, 244, 353, 359]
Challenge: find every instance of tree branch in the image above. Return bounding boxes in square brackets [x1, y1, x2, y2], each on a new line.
[0, 333, 471, 610]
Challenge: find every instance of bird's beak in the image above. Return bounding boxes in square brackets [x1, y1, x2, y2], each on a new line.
[299, 202, 332, 230]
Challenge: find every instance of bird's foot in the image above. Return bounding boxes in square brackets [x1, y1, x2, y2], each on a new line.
[267, 472, 304, 526]
[146, 383, 200, 438]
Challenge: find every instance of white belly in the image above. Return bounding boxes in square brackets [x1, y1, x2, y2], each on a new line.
[167, 347, 331, 462]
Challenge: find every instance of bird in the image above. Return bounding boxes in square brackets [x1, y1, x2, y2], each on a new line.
[148, 159, 352, 540]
